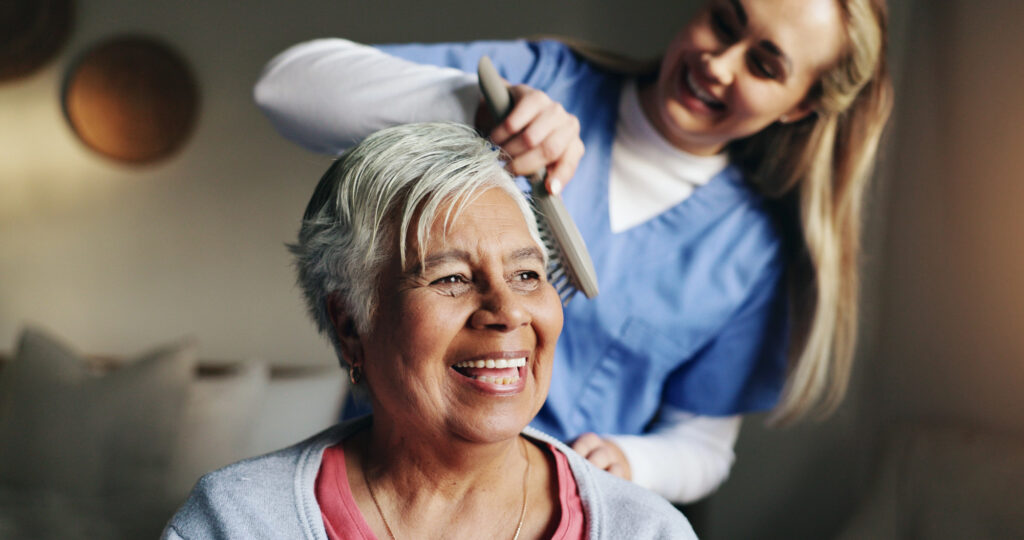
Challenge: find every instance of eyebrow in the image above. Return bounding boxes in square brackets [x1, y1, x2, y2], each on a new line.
[509, 246, 546, 265]
[728, 0, 747, 27]
[410, 246, 545, 274]
[412, 249, 472, 274]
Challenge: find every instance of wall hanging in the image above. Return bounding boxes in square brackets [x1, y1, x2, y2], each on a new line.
[0, 0, 73, 83]
[62, 35, 199, 164]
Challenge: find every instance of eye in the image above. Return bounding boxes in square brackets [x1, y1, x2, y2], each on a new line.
[509, 270, 542, 292]
[514, 270, 541, 282]
[710, 10, 738, 42]
[432, 275, 465, 285]
[748, 55, 778, 79]
[430, 274, 471, 296]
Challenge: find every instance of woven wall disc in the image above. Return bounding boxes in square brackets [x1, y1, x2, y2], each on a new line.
[63, 35, 199, 164]
[0, 0, 73, 82]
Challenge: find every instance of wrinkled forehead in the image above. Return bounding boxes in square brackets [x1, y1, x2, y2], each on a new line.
[402, 187, 545, 271]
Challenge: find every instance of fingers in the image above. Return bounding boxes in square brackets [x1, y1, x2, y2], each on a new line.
[505, 122, 577, 181]
[488, 85, 552, 144]
[489, 85, 582, 194]
[571, 433, 632, 480]
[571, 432, 604, 457]
[545, 137, 584, 194]
[605, 460, 629, 479]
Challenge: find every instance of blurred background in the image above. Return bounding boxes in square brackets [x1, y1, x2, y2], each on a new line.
[2, 0, 1023, 538]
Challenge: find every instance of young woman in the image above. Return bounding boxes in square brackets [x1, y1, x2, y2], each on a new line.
[254, 0, 893, 503]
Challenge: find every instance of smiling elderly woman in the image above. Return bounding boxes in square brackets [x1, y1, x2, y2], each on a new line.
[162, 123, 694, 539]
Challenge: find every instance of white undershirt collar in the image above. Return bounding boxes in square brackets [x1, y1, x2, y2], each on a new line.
[607, 81, 728, 233]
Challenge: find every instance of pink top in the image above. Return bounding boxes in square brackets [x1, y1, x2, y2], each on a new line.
[315, 441, 587, 539]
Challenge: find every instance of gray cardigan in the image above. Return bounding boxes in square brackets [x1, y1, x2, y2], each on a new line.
[163, 416, 697, 539]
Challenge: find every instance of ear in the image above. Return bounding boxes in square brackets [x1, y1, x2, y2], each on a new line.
[327, 292, 363, 366]
[778, 96, 817, 124]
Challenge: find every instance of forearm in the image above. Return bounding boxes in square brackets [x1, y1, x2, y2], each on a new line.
[254, 38, 479, 154]
[607, 408, 741, 504]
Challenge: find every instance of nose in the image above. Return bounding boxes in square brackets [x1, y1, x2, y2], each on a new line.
[700, 43, 743, 86]
[469, 281, 531, 332]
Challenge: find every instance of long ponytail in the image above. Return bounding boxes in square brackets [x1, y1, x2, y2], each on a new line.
[731, 0, 894, 425]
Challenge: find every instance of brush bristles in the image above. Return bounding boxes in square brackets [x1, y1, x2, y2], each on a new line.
[536, 209, 580, 306]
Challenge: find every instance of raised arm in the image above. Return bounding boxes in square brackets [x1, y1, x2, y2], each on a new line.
[253, 38, 479, 154]
[255, 38, 583, 191]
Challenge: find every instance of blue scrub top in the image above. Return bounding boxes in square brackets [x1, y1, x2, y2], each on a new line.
[345, 40, 790, 441]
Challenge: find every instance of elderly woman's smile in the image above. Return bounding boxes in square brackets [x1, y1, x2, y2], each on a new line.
[166, 123, 697, 539]
[451, 355, 527, 387]
[358, 187, 563, 444]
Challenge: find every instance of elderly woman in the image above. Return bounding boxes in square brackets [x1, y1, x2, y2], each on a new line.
[162, 123, 694, 539]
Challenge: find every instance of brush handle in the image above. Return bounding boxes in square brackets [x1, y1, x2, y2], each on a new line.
[477, 57, 599, 299]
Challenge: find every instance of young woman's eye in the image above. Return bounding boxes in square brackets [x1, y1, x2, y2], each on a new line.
[711, 11, 737, 42]
[749, 55, 778, 79]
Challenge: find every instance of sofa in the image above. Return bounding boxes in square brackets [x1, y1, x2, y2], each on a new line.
[0, 326, 347, 539]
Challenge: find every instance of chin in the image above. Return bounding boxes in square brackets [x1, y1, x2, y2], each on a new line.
[448, 407, 535, 445]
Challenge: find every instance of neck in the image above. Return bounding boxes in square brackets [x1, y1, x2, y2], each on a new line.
[345, 414, 563, 540]
[346, 415, 533, 540]
[362, 417, 526, 498]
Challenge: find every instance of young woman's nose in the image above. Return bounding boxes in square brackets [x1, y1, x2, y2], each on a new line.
[700, 43, 744, 86]
[469, 282, 530, 331]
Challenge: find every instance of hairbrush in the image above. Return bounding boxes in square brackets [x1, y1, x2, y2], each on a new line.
[477, 56, 599, 304]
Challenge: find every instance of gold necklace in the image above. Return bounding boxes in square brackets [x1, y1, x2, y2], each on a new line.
[362, 453, 397, 540]
[361, 438, 531, 540]
[511, 437, 530, 540]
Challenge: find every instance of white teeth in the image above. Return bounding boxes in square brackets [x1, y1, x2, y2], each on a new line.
[453, 357, 527, 369]
[686, 69, 721, 107]
[476, 375, 519, 385]
[451, 357, 526, 385]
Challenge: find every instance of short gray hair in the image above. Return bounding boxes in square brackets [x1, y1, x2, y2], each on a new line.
[289, 122, 544, 365]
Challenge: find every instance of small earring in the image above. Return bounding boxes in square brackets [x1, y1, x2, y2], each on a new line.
[349, 364, 363, 385]
[779, 115, 789, 123]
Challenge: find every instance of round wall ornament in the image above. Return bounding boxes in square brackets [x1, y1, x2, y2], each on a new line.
[0, 0, 73, 82]
[62, 35, 200, 164]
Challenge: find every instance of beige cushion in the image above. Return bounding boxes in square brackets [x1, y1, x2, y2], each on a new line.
[167, 360, 269, 499]
[0, 327, 197, 497]
[246, 365, 347, 457]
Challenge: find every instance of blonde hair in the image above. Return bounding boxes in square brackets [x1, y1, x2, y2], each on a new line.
[730, 0, 893, 424]
[563, 0, 893, 424]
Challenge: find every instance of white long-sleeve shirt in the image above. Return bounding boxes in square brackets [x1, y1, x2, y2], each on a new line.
[255, 38, 740, 503]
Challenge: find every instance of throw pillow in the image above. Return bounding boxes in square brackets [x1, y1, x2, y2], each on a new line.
[166, 359, 269, 499]
[0, 326, 197, 497]
[245, 364, 346, 457]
